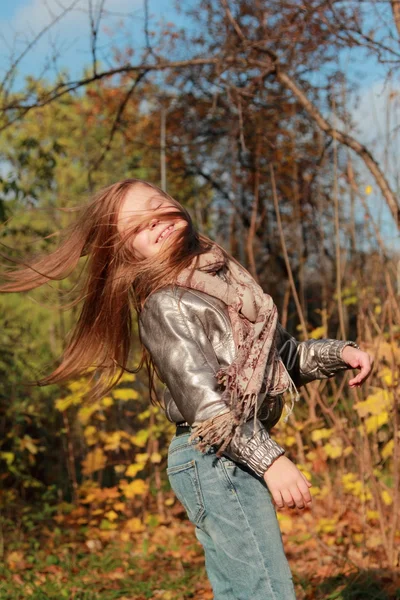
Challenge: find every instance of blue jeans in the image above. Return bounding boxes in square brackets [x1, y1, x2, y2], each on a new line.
[167, 432, 296, 600]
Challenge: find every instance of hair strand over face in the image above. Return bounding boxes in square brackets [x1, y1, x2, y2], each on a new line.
[0, 178, 225, 406]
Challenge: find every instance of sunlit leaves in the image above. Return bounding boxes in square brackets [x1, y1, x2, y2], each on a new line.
[354, 389, 392, 418]
[112, 388, 139, 401]
[309, 326, 327, 339]
[119, 479, 148, 498]
[381, 440, 394, 460]
[381, 490, 393, 506]
[0, 452, 14, 465]
[363, 412, 389, 435]
[311, 428, 334, 442]
[130, 429, 150, 448]
[82, 448, 107, 475]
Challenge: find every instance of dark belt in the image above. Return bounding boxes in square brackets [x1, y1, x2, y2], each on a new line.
[176, 422, 191, 436]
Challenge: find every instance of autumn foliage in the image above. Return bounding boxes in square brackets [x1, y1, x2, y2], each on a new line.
[0, 1, 400, 597]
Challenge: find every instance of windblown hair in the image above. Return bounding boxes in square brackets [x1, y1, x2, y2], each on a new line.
[0, 178, 225, 404]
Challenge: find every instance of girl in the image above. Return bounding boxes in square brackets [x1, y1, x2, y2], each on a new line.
[1, 178, 372, 600]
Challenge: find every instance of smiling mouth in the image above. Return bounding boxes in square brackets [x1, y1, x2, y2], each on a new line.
[156, 224, 175, 243]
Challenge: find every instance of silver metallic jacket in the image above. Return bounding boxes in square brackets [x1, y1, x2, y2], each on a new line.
[139, 284, 358, 477]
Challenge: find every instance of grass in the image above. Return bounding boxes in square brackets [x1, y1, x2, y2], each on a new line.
[1, 523, 399, 600]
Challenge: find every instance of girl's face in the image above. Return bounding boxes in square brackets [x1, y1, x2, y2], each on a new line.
[118, 184, 187, 259]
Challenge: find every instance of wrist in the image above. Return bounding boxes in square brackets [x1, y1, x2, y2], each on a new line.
[262, 452, 285, 478]
[341, 341, 360, 363]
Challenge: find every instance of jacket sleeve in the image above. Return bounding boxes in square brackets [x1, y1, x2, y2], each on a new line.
[138, 291, 285, 477]
[275, 323, 359, 387]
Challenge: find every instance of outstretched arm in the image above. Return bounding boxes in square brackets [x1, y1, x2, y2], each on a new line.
[275, 323, 372, 387]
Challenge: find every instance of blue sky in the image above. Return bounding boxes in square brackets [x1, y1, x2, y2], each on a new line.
[0, 0, 388, 89]
[0, 0, 195, 85]
[0, 0, 398, 250]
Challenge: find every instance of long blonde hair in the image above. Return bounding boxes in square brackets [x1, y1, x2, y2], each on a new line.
[0, 178, 224, 403]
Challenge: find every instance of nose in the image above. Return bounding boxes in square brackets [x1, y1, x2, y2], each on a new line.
[149, 219, 158, 229]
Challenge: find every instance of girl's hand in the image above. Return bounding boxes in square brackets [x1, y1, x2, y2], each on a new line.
[263, 455, 312, 510]
[342, 346, 373, 387]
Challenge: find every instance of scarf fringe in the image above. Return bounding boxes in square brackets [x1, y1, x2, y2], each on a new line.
[177, 244, 301, 455]
[189, 389, 259, 457]
[189, 362, 301, 455]
[280, 361, 301, 422]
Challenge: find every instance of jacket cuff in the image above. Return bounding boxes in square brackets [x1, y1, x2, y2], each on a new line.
[224, 421, 285, 477]
[325, 340, 359, 371]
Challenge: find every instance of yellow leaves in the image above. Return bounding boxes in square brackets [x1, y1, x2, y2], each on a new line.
[19, 435, 39, 455]
[309, 485, 329, 498]
[112, 388, 139, 402]
[102, 396, 114, 407]
[55, 379, 88, 411]
[150, 452, 162, 464]
[91, 430, 132, 452]
[276, 513, 293, 534]
[105, 510, 118, 521]
[374, 340, 400, 364]
[130, 429, 150, 448]
[100, 519, 117, 531]
[84, 425, 98, 446]
[354, 388, 392, 418]
[55, 396, 80, 412]
[124, 517, 145, 533]
[0, 451, 14, 465]
[311, 428, 334, 442]
[78, 402, 101, 426]
[105, 432, 122, 452]
[114, 465, 127, 474]
[81, 493, 98, 504]
[311, 428, 352, 461]
[381, 440, 394, 460]
[366, 510, 379, 521]
[365, 185, 373, 195]
[364, 412, 389, 434]
[378, 367, 398, 387]
[316, 518, 336, 534]
[354, 387, 392, 435]
[297, 466, 312, 482]
[136, 452, 149, 462]
[341, 473, 372, 501]
[341, 473, 357, 490]
[324, 439, 343, 459]
[82, 448, 107, 475]
[126, 464, 146, 478]
[309, 326, 327, 339]
[381, 490, 393, 506]
[120, 372, 136, 383]
[120, 479, 148, 498]
[284, 436, 296, 447]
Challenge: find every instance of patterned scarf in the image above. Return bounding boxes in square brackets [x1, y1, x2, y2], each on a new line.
[175, 244, 299, 456]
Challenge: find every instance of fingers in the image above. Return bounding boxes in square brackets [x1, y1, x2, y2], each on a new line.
[271, 489, 284, 509]
[349, 353, 374, 386]
[297, 478, 313, 507]
[275, 480, 313, 510]
[281, 488, 296, 508]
